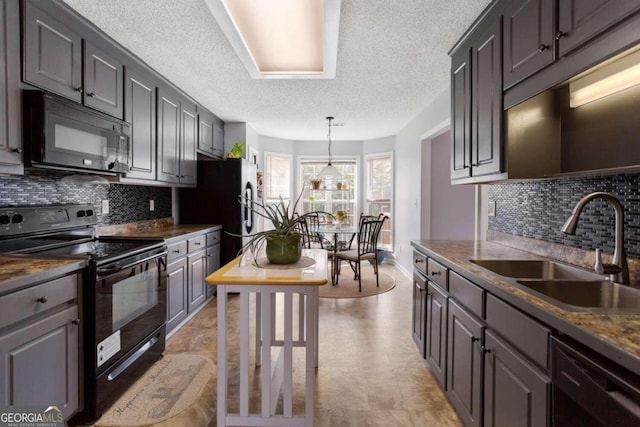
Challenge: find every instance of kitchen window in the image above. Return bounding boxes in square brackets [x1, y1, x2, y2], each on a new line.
[264, 152, 292, 230]
[298, 158, 358, 224]
[365, 153, 393, 250]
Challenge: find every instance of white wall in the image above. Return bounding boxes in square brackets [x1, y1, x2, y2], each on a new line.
[394, 87, 451, 274]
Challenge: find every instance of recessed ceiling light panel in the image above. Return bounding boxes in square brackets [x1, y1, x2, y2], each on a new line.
[205, 0, 340, 79]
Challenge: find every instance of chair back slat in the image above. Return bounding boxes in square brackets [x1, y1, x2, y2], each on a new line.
[356, 216, 388, 256]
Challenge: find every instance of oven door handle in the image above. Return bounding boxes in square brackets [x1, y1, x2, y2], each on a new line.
[96, 251, 167, 277]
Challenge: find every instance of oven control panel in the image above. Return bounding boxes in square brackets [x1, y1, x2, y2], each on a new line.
[0, 204, 97, 237]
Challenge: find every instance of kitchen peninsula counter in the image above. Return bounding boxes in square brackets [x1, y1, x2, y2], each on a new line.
[411, 240, 640, 374]
[0, 254, 85, 294]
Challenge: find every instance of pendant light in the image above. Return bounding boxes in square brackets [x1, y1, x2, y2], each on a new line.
[317, 116, 341, 178]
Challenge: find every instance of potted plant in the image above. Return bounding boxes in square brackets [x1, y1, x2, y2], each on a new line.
[310, 178, 322, 190]
[233, 191, 332, 265]
[225, 141, 245, 159]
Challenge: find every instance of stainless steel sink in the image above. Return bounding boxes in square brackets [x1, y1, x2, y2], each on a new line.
[515, 280, 640, 313]
[470, 259, 601, 280]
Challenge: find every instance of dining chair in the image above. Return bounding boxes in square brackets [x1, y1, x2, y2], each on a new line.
[334, 215, 388, 291]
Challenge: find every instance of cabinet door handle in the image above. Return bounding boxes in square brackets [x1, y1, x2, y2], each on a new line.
[87, 92, 95, 97]
[12, 148, 23, 154]
[471, 336, 480, 343]
[194, 242, 202, 246]
[430, 271, 441, 276]
[71, 319, 80, 326]
[481, 346, 491, 354]
[75, 87, 83, 93]
[555, 31, 566, 40]
[172, 250, 181, 254]
[37, 296, 48, 304]
[538, 44, 549, 52]
[414, 259, 425, 264]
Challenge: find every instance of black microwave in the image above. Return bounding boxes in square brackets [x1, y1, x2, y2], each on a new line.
[23, 90, 131, 175]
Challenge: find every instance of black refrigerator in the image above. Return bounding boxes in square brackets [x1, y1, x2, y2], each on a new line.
[179, 158, 257, 264]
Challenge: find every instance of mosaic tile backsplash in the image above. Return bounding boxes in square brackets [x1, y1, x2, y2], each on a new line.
[488, 174, 640, 258]
[0, 174, 171, 225]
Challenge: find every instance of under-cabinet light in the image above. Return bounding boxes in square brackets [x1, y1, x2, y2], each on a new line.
[204, 0, 341, 79]
[569, 48, 640, 108]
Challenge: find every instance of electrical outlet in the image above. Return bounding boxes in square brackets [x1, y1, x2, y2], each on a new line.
[488, 200, 496, 217]
[150, 200, 155, 211]
[102, 199, 109, 215]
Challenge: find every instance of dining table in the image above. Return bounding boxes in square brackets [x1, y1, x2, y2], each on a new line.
[318, 223, 358, 284]
[205, 248, 328, 426]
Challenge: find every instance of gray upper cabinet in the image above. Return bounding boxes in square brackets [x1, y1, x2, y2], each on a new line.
[23, 0, 124, 119]
[197, 105, 224, 158]
[181, 99, 197, 185]
[157, 85, 181, 184]
[0, 0, 22, 173]
[23, 0, 82, 102]
[502, 0, 555, 89]
[83, 40, 123, 118]
[157, 84, 197, 186]
[557, 0, 640, 57]
[125, 64, 157, 181]
[451, 5, 503, 183]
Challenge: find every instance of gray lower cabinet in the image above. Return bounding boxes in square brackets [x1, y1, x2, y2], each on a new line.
[0, 273, 80, 421]
[187, 249, 207, 313]
[412, 271, 427, 355]
[426, 281, 448, 389]
[447, 299, 484, 427]
[0, 0, 22, 174]
[166, 229, 220, 334]
[166, 256, 188, 333]
[483, 329, 550, 427]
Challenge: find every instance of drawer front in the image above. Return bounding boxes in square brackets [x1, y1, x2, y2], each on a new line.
[413, 251, 427, 275]
[0, 274, 78, 328]
[427, 258, 448, 290]
[206, 230, 221, 246]
[167, 240, 187, 261]
[486, 294, 550, 370]
[449, 271, 484, 318]
[188, 235, 206, 253]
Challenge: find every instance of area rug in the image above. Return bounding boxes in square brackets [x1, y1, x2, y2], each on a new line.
[96, 354, 214, 426]
[320, 264, 395, 298]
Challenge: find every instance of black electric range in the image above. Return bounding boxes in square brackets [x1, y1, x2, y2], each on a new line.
[0, 204, 168, 422]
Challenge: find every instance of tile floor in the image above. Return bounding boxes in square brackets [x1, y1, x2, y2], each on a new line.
[107, 263, 462, 426]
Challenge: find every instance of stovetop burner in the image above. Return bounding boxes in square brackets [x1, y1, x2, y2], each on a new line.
[36, 238, 165, 265]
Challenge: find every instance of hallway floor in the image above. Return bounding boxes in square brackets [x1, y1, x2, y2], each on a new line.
[130, 263, 462, 426]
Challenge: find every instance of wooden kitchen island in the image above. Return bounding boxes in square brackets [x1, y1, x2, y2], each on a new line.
[205, 249, 328, 427]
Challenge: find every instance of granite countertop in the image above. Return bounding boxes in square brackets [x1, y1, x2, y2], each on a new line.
[411, 240, 640, 374]
[97, 220, 222, 240]
[0, 254, 86, 295]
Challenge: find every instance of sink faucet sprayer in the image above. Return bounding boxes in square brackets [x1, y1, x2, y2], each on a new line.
[561, 192, 629, 284]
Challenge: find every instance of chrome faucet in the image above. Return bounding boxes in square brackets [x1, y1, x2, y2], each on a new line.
[561, 192, 629, 284]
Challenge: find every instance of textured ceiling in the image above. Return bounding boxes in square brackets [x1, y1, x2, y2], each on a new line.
[62, 0, 491, 141]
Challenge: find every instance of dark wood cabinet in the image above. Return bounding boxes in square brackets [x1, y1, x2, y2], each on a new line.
[451, 6, 503, 183]
[412, 272, 428, 355]
[166, 256, 188, 333]
[447, 299, 484, 427]
[22, 0, 124, 118]
[0, 0, 22, 173]
[124, 64, 157, 180]
[157, 84, 197, 185]
[483, 330, 550, 427]
[503, 0, 555, 89]
[426, 282, 448, 389]
[557, 0, 640, 57]
[83, 40, 123, 118]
